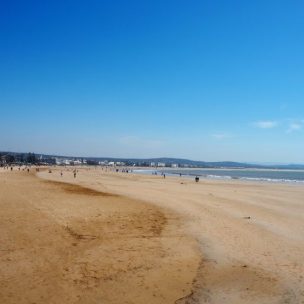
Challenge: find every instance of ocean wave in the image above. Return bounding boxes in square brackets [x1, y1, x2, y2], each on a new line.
[238, 177, 304, 183]
[201, 175, 304, 183]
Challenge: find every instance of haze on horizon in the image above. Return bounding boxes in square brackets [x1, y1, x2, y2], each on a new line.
[1, 1, 304, 163]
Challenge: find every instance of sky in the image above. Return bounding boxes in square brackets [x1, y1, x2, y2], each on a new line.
[1, 0, 304, 163]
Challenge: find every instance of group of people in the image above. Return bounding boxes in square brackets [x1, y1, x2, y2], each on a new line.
[1, 165, 31, 172]
[2, 165, 201, 183]
[58, 169, 77, 178]
[152, 170, 200, 182]
[1, 165, 81, 179]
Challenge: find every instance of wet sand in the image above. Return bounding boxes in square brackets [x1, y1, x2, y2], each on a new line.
[1, 167, 304, 303]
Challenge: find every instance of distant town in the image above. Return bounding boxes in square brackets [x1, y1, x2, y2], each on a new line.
[1, 151, 304, 170]
[0, 152, 188, 168]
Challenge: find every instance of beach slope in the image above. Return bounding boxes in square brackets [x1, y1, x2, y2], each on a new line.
[0, 170, 200, 303]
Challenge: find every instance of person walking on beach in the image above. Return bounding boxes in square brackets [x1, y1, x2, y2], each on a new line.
[74, 170, 76, 178]
[61, 171, 63, 177]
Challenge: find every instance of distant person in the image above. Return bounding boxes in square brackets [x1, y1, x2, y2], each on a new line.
[163, 174, 166, 179]
[195, 176, 199, 182]
[74, 171, 76, 178]
[27, 168, 30, 173]
[61, 171, 63, 177]
[11, 167, 13, 171]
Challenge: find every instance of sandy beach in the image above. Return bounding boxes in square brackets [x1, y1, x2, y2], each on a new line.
[1, 167, 304, 303]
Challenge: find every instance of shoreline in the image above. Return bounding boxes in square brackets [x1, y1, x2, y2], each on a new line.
[133, 168, 304, 185]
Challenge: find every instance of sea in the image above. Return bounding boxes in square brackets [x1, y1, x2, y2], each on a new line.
[134, 168, 304, 184]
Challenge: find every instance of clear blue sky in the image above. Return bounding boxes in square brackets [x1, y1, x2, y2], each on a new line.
[1, 1, 304, 162]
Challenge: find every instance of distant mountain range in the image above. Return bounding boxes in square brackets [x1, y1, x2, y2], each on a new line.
[89, 157, 304, 170]
[1, 151, 304, 169]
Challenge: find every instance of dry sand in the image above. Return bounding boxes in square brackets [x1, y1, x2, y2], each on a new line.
[1, 167, 304, 303]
